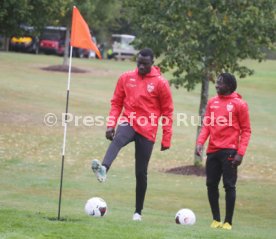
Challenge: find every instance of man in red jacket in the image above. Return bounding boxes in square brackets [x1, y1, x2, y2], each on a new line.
[91, 48, 174, 221]
[196, 73, 251, 230]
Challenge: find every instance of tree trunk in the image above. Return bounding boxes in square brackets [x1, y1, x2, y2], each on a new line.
[62, 27, 70, 66]
[4, 35, 10, 51]
[194, 73, 209, 166]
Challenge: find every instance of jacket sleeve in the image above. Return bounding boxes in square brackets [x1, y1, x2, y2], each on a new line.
[107, 76, 125, 128]
[159, 80, 174, 147]
[197, 101, 211, 145]
[237, 101, 251, 155]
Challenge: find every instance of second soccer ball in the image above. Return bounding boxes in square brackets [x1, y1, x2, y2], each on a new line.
[175, 208, 196, 225]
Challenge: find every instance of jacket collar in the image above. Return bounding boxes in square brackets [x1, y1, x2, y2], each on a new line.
[135, 66, 161, 78]
[217, 92, 242, 99]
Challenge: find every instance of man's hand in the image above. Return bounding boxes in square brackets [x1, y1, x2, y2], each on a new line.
[161, 144, 170, 151]
[196, 144, 203, 156]
[106, 127, 115, 141]
[232, 154, 243, 167]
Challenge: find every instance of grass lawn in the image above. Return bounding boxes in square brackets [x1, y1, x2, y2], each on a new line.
[0, 52, 276, 239]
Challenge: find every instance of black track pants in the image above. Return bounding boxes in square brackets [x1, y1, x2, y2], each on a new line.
[206, 149, 237, 224]
[102, 123, 154, 214]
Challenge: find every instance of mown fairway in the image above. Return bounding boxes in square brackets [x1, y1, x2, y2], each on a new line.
[0, 52, 275, 239]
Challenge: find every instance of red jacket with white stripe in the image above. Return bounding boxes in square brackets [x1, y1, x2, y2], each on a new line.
[107, 66, 174, 147]
[197, 92, 251, 155]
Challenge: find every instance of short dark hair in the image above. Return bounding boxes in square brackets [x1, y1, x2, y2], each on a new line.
[139, 48, 154, 60]
[218, 73, 237, 93]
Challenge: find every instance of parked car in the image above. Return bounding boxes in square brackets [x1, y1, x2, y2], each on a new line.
[39, 26, 66, 55]
[111, 34, 138, 60]
[39, 26, 97, 58]
[9, 26, 39, 54]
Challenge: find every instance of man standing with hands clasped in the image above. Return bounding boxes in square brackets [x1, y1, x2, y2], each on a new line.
[196, 73, 251, 230]
[91, 48, 174, 221]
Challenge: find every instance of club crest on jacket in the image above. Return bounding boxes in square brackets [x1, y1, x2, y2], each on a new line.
[226, 103, 234, 111]
[147, 83, 154, 93]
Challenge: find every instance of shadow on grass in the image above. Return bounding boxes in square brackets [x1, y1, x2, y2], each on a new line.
[41, 65, 88, 73]
[165, 165, 206, 176]
[45, 216, 81, 222]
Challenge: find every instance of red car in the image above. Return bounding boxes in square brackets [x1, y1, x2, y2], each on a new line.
[39, 26, 66, 55]
[39, 26, 96, 58]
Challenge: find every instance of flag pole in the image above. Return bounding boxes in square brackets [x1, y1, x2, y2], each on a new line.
[58, 45, 73, 220]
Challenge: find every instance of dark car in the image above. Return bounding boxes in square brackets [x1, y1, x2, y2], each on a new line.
[9, 26, 39, 54]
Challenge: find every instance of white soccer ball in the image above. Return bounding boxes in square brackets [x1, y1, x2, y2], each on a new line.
[175, 208, 196, 225]
[84, 197, 107, 217]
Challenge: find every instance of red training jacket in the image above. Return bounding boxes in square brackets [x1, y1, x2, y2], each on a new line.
[197, 92, 251, 155]
[107, 66, 174, 147]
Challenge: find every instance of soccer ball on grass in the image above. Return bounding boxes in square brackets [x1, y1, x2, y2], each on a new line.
[175, 208, 196, 225]
[84, 197, 107, 217]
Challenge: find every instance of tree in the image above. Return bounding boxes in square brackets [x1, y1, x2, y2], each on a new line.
[0, 0, 68, 50]
[0, 0, 123, 62]
[125, 0, 276, 166]
[0, 0, 32, 49]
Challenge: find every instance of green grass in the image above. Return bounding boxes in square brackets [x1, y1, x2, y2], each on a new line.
[0, 52, 276, 238]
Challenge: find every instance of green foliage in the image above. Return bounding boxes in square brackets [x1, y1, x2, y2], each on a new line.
[0, 0, 69, 36]
[0, 0, 127, 44]
[0, 0, 32, 36]
[77, 0, 123, 41]
[126, 0, 276, 90]
[29, 0, 70, 31]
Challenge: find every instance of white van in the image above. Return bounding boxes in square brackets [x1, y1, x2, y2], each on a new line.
[112, 34, 138, 60]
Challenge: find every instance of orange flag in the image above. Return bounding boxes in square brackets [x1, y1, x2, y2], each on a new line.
[71, 6, 102, 59]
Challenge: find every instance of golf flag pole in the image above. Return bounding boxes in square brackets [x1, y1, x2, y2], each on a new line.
[58, 45, 73, 220]
[58, 6, 101, 220]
